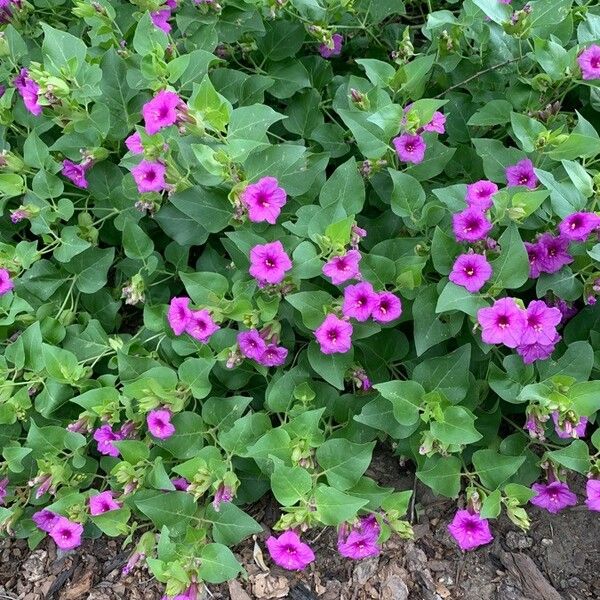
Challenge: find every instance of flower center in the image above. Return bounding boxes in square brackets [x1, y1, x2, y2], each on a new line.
[265, 258, 275, 268]
[145, 170, 156, 182]
[591, 56, 600, 69]
[497, 315, 510, 328]
[518, 174, 529, 185]
[405, 143, 415, 152]
[465, 267, 475, 277]
[328, 329, 338, 342]
[60, 529, 72, 540]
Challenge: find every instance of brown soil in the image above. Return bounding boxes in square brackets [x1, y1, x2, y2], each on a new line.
[2, 451, 598, 600]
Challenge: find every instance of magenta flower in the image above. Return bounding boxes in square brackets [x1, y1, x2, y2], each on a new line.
[423, 111, 446, 134]
[371, 291, 402, 323]
[0, 268, 14, 296]
[265, 530, 315, 571]
[131, 160, 167, 193]
[338, 529, 380, 560]
[48, 516, 83, 551]
[93, 424, 122, 457]
[147, 409, 175, 439]
[142, 90, 182, 135]
[524, 242, 544, 278]
[150, 8, 172, 33]
[0, 478, 9, 505]
[61, 159, 90, 189]
[11, 209, 29, 223]
[89, 491, 122, 516]
[212, 485, 234, 512]
[257, 344, 288, 367]
[322, 250, 361, 285]
[558, 212, 600, 242]
[238, 329, 267, 361]
[578, 44, 600, 80]
[315, 314, 353, 354]
[477, 297, 526, 348]
[551, 412, 588, 439]
[530, 481, 577, 514]
[585, 479, 600, 512]
[342, 282, 378, 322]
[465, 180, 498, 210]
[167, 297, 192, 336]
[393, 134, 426, 164]
[249, 241, 292, 285]
[32, 509, 60, 533]
[517, 334, 560, 364]
[241, 177, 287, 224]
[519, 300, 562, 346]
[125, 132, 144, 154]
[452, 207, 493, 243]
[537, 233, 573, 274]
[171, 477, 190, 491]
[14, 68, 41, 116]
[505, 159, 538, 189]
[447, 510, 493, 552]
[319, 33, 343, 58]
[185, 309, 219, 343]
[449, 253, 492, 293]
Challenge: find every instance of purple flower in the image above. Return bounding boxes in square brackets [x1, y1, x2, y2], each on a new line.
[150, 8, 172, 33]
[0, 268, 14, 295]
[11, 209, 28, 223]
[315, 314, 353, 354]
[14, 68, 41, 116]
[477, 297, 526, 348]
[505, 158, 538, 189]
[524, 242, 544, 278]
[322, 250, 361, 285]
[49, 516, 83, 551]
[530, 481, 577, 514]
[465, 180, 498, 210]
[125, 132, 144, 154]
[524, 414, 546, 440]
[131, 160, 167, 193]
[519, 300, 562, 346]
[167, 297, 192, 336]
[185, 309, 219, 343]
[578, 44, 600, 80]
[93, 424, 122, 457]
[452, 208, 493, 243]
[238, 329, 267, 361]
[537, 233, 573, 274]
[257, 344, 288, 367]
[585, 479, 600, 512]
[342, 282, 378, 322]
[422, 111, 446, 134]
[558, 212, 600, 242]
[61, 159, 90, 189]
[0, 478, 9, 505]
[171, 477, 190, 491]
[551, 412, 588, 439]
[249, 241, 292, 285]
[447, 510, 493, 552]
[265, 530, 315, 571]
[371, 291, 402, 323]
[393, 134, 426, 164]
[548, 298, 578, 323]
[142, 90, 182, 135]
[319, 34, 343, 58]
[147, 409, 175, 440]
[517, 334, 560, 364]
[32, 509, 60, 533]
[212, 485, 234, 512]
[449, 253, 492, 293]
[89, 491, 122, 516]
[242, 177, 287, 224]
[337, 516, 381, 560]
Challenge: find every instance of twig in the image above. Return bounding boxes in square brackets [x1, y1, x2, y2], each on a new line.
[409, 475, 418, 524]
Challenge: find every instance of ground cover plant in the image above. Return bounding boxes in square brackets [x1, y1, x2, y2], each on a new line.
[1, 0, 600, 596]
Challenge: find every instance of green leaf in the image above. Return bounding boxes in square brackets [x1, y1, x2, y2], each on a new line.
[431, 406, 483, 445]
[389, 169, 425, 220]
[122, 221, 154, 260]
[178, 358, 215, 400]
[472, 450, 525, 490]
[133, 13, 168, 56]
[491, 224, 529, 289]
[416, 456, 462, 498]
[271, 463, 313, 506]
[436, 282, 489, 317]
[41, 23, 87, 75]
[374, 380, 424, 426]
[548, 440, 591, 474]
[320, 159, 365, 213]
[286, 292, 333, 329]
[314, 485, 368, 525]
[190, 75, 232, 131]
[91, 507, 131, 537]
[307, 341, 353, 390]
[134, 491, 197, 534]
[154, 412, 204, 459]
[480, 490, 502, 519]
[63, 247, 114, 294]
[198, 543, 242, 584]
[468, 99, 513, 126]
[316, 440, 375, 490]
[205, 503, 262, 546]
[114, 440, 149, 464]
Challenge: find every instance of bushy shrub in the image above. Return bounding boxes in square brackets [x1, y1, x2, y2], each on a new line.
[1, 0, 600, 594]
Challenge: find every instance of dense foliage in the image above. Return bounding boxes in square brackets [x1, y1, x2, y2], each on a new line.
[1, 0, 600, 593]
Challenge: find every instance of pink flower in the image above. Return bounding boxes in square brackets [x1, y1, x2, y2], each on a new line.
[477, 297, 526, 348]
[0, 478, 8, 505]
[14, 68, 41, 116]
[578, 44, 600, 80]
[62, 159, 91, 189]
[393, 133, 426, 164]
[93, 424, 122, 457]
[530, 481, 577, 513]
[212, 485, 234, 512]
[505, 158, 538, 189]
[147, 409, 175, 439]
[585, 479, 600, 512]
[342, 282, 378, 322]
[337, 516, 381, 560]
[371, 291, 402, 323]
[257, 344, 288, 367]
[449, 253, 492, 293]
[89, 491, 122, 516]
[131, 160, 167, 193]
[125, 132, 144, 154]
[452, 207, 493, 243]
[185, 309, 219, 343]
[315, 314, 353, 354]
[167, 297, 192, 336]
[558, 212, 600, 242]
[32, 509, 60, 533]
[48, 516, 84, 551]
[423, 111, 446, 134]
[0, 268, 14, 295]
[517, 334, 560, 364]
[447, 510, 493, 552]
[524, 242, 544, 278]
[319, 33, 343, 58]
[142, 90, 182, 135]
[537, 233, 573, 274]
[150, 8, 172, 33]
[322, 250, 361, 285]
[238, 329, 267, 361]
[266, 530, 315, 571]
[519, 300, 562, 346]
[242, 177, 287, 224]
[465, 180, 498, 210]
[249, 241, 292, 285]
[171, 477, 190, 491]
[551, 412, 588, 439]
